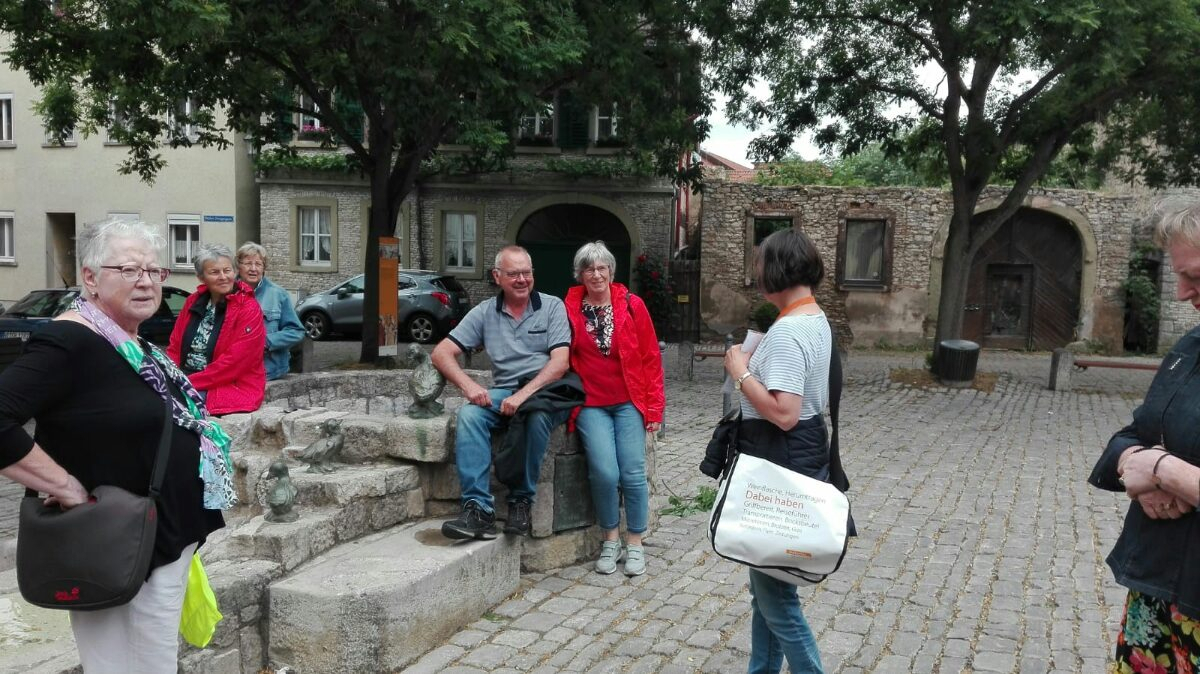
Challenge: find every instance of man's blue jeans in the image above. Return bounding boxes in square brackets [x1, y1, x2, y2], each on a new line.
[747, 569, 824, 673]
[575, 402, 648, 533]
[454, 387, 569, 513]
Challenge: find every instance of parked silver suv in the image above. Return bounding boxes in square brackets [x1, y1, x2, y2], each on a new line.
[296, 271, 471, 343]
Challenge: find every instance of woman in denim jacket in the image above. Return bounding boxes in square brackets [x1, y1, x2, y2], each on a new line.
[236, 243, 305, 380]
[1091, 203, 1200, 671]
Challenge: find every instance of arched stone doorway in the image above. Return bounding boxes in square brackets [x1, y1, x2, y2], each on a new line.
[962, 207, 1084, 349]
[513, 203, 633, 299]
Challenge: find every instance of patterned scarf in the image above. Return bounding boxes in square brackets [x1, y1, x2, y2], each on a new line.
[73, 297, 238, 510]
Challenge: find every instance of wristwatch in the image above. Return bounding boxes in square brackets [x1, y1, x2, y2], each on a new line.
[734, 371, 754, 391]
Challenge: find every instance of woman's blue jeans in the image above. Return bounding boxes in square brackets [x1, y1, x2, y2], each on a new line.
[747, 569, 824, 673]
[575, 402, 648, 533]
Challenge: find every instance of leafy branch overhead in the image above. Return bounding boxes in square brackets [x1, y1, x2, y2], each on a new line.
[696, 0, 1200, 345]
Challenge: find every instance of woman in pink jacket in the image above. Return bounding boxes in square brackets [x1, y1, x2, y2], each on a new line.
[168, 243, 266, 415]
[565, 241, 664, 576]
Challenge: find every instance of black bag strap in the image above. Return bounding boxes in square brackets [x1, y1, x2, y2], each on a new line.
[25, 394, 174, 499]
[826, 332, 849, 493]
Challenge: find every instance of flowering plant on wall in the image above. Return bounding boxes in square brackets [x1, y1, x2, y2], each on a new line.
[634, 253, 673, 337]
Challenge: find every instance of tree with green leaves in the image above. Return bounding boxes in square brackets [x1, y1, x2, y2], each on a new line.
[697, 0, 1200, 350]
[1, 0, 706, 362]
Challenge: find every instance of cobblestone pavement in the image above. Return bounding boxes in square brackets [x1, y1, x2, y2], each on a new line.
[0, 345, 1162, 673]
[402, 349, 1155, 674]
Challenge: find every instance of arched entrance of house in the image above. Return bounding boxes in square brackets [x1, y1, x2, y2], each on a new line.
[515, 203, 632, 299]
[962, 207, 1083, 349]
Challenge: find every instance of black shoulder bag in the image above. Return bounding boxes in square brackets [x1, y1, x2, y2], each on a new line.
[17, 396, 173, 611]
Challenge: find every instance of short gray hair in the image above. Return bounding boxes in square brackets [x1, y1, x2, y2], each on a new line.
[193, 242, 235, 277]
[573, 241, 618, 281]
[494, 244, 530, 270]
[236, 241, 269, 265]
[78, 218, 165, 274]
[1155, 202, 1200, 249]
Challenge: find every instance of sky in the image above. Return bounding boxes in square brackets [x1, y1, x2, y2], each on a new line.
[701, 92, 820, 168]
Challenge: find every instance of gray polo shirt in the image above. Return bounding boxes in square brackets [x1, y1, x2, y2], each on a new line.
[447, 291, 571, 389]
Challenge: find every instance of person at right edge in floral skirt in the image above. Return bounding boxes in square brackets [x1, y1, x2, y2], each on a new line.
[1091, 202, 1200, 673]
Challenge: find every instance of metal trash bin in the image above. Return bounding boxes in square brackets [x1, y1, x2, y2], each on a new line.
[937, 339, 980, 388]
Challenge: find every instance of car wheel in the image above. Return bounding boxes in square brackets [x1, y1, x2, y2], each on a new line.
[302, 312, 330, 340]
[406, 313, 438, 344]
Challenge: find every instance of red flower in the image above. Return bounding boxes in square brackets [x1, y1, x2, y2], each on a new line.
[638, 255, 647, 264]
[651, 271, 661, 280]
[1130, 647, 1169, 674]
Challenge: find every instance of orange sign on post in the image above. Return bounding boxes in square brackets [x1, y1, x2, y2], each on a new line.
[378, 237, 400, 357]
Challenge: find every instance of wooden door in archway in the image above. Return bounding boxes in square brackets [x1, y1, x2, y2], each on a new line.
[517, 204, 631, 300]
[962, 208, 1082, 349]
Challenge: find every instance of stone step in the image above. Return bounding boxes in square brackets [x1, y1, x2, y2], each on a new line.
[231, 459, 420, 511]
[268, 520, 520, 674]
[0, 569, 78, 674]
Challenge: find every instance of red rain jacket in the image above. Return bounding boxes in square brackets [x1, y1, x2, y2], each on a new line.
[168, 281, 266, 415]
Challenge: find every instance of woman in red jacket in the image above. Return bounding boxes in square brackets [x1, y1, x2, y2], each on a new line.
[566, 241, 664, 576]
[168, 243, 266, 415]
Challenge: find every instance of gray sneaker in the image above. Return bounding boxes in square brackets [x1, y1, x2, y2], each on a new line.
[595, 540, 622, 575]
[623, 544, 646, 576]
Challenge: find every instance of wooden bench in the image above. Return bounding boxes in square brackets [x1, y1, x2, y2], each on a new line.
[1049, 348, 1160, 391]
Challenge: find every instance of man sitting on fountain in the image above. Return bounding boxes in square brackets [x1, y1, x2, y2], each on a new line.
[431, 245, 572, 539]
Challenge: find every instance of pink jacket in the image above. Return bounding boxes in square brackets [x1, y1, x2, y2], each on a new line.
[167, 281, 266, 415]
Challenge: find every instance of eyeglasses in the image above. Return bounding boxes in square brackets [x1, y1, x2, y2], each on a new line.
[498, 269, 534, 280]
[582, 265, 609, 277]
[100, 265, 171, 283]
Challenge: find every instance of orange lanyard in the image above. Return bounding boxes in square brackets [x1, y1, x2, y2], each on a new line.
[774, 295, 816, 323]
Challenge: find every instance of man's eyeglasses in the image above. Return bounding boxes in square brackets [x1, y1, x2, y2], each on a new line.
[100, 265, 171, 283]
[498, 269, 534, 280]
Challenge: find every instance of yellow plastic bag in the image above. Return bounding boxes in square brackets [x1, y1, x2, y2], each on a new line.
[179, 553, 223, 648]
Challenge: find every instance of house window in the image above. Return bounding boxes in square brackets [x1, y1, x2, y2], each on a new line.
[298, 206, 333, 266]
[43, 125, 75, 146]
[837, 214, 893, 291]
[169, 97, 199, 142]
[168, 214, 201, 268]
[0, 212, 14, 263]
[593, 103, 619, 143]
[0, 94, 13, 144]
[744, 213, 800, 286]
[297, 92, 324, 139]
[442, 212, 477, 271]
[519, 101, 554, 143]
[106, 101, 130, 144]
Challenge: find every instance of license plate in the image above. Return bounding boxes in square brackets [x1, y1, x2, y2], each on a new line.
[0, 331, 30, 341]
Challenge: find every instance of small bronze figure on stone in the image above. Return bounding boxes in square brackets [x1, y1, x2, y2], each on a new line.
[264, 460, 299, 523]
[407, 343, 445, 418]
[298, 418, 344, 473]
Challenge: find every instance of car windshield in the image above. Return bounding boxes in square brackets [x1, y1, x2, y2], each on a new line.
[5, 290, 78, 318]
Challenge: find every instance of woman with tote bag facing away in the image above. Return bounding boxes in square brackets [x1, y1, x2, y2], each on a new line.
[723, 228, 833, 674]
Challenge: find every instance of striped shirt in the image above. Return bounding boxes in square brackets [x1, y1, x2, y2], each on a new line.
[739, 312, 831, 422]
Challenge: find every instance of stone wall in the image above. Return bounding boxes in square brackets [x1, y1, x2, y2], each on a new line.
[699, 181, 1143, 350]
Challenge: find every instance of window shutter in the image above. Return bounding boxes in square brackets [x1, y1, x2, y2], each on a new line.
[556, 90, 589, 150]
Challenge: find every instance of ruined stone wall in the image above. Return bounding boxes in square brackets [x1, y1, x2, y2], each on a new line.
[699, 182, 1141, 349]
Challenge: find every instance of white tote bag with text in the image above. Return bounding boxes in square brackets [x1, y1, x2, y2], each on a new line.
[708, 452, 850, 585]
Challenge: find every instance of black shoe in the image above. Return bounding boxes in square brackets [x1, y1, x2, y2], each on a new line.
[504, 499, 532, 536]
[442, 502, 497, 540]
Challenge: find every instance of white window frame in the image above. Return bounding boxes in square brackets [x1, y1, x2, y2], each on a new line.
[168, 213, 202, 269]
[298, 206, 333, 267]
[592, 103, 619, 142]
[0, 212, 14, 263]
[441, 212, 477, 273]
[0, 94, 13, 144]
[297, 92, 324, 137]
[43, 125, 76, 146]
[519, 101, 555, 141]
[106, 100, 130, 144]
[169, 97, 199, 143]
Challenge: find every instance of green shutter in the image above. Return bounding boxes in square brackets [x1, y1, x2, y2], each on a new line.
[556, 90, 590, 150]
